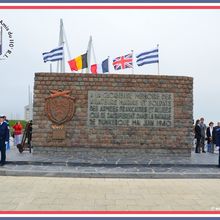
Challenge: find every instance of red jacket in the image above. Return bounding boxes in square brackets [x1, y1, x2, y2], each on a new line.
[13, 124, 23, 135]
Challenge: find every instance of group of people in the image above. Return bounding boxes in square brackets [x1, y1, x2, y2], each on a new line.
[194, 117, 220, 154]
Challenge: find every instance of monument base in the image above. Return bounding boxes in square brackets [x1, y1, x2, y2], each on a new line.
[33, 146, 191, 165]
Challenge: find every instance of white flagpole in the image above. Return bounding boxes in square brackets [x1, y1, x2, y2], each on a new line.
[57, 19, 65, 73]
[50, 63, 52, 73]
[131, 50, 134, 74]
[63, 24, 71, 61]
[157, 44, 160, 75]
[91, 40, 97, 65]
[86, 36, 92, 74]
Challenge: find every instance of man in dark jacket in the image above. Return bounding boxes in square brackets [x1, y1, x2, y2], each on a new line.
[0, 115, 9, 166]
[194, 119, 201, 153]
[213, 122, 220, 167]
[214, 122, 220, 146]
[199, 117, 207, 153]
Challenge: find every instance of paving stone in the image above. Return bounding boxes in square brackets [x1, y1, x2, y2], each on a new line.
[1, 176, 220, 210]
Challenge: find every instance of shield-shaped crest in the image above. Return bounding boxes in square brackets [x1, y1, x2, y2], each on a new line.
[45, 90, 76, 125]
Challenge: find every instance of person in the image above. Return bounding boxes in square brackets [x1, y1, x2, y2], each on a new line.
[199, 117, 207, 153]
[194, 119, 201, 153]
[214, 122, 220, 167]
[3, 116, 10, 150]
[12, 121, 23, 147]
[212, 122, 220, 151]
[0, 115, 9, 166]
[206, 122, 214, 153]
[27, 120, 32, 146]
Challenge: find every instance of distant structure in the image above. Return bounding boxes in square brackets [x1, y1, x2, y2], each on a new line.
[24, 105, 32, 121]
[24, 85, 33, 121]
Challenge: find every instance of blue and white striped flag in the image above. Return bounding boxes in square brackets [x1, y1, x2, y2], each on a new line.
[136, 48, 159, 67]
[42, 45, 64, 63]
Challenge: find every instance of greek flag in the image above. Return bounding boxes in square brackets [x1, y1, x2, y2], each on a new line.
[42, 46, 63, 63]
[136, 48, 159, 66]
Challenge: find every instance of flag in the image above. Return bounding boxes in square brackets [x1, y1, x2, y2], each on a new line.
[68, 53, 88, 71]
[90, 58, 109, 74]
[42, 46, 64, 63]
[112, 53, 133, 70]
[136, 48, 159, 66]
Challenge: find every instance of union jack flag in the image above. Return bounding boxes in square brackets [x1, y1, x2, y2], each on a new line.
[112, 53, 133, 70]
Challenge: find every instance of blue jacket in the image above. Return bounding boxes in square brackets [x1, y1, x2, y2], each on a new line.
[215, 126, 220, 147]
[0, 122, 9, 143]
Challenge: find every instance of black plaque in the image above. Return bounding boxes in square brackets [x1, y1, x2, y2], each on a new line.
[88, 91, 174, 127]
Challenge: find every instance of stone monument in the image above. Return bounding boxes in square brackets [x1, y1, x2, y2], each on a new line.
[33, 73, 193, 164]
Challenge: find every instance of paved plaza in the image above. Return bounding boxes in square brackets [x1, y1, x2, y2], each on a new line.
[0, 176, 220, 211]
[0, 144, 220, 211]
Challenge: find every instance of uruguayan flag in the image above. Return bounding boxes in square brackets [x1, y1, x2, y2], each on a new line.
[42, 46, 63, 63]
[136, 48, 159, 67]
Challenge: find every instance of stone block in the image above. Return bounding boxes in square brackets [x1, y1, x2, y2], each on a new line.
[32, 73, 193, 161]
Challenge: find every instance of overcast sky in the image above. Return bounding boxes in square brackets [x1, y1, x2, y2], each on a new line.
[1, 9, 220, 125]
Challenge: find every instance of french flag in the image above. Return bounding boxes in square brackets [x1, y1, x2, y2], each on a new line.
[90, 58, 109, 74]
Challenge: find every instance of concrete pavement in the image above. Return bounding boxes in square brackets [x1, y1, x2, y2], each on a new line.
[1, 143, 220, 178]
[0, 176, 220, 211]
[0, 143, 220, 211]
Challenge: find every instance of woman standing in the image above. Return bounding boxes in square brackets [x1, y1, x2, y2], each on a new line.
[13, 121, 23, 147]
[206, 122, 214, 153]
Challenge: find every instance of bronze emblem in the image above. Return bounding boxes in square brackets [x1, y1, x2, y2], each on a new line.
[45, 90, 76, 125]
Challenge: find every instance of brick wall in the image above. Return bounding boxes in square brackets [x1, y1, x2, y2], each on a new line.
[33, 73, 193, 160]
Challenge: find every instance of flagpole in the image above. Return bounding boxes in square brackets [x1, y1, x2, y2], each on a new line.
[50, 63, 52, 73]
[58, 18, 65, 73]
[91, 40, 97, 65]
[157, 44, 160, 75]
[107, 56, 110, 74]
[63, 24, 71, 61]
[131, 50, 134, 74]
[86, 36, 92, 74]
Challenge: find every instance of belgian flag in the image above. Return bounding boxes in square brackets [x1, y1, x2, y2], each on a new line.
[68, 53, 88, 71]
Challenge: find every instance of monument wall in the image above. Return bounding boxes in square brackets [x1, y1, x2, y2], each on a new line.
[33, 73, 193, 160]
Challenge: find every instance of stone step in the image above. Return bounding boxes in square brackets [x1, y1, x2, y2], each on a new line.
[1, 163, 220, 179]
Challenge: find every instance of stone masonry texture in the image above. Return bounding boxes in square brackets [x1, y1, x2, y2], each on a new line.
[33, 73, 193, 160]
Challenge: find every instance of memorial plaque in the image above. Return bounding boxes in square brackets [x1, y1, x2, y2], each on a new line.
[51, 125, 65, 140]
[88, 91, 174, 127]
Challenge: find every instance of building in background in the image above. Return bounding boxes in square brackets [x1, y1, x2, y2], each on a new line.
[24, 105, 32, 121]
[24, 85, 33, 121]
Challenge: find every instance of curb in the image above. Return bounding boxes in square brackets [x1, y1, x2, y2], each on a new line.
[1, 169, 220, 179]
[5, 160, 220, 167]
[0, 162, 220, 179]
